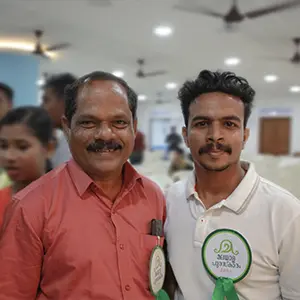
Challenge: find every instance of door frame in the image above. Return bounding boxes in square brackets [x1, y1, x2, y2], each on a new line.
[259, 117, 291, 155]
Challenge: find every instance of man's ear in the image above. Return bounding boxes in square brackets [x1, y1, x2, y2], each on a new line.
[242, 127, 250, 149]
[133, 118, 137, 136]
[61, 115, 71, 142]
[182, 126, 189, 148]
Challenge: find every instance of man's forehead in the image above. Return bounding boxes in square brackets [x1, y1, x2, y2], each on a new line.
[189, 94, 244, 118]
[79, 80, 128, 100]
[192, 93, 243, 109]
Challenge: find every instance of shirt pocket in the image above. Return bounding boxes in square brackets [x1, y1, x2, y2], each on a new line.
[139, 234, 165, 269]
[140, 234, 165, 250]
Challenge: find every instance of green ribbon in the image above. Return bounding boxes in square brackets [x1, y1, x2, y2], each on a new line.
[212, 277, 239, 300]
[155, 289, 170, 300]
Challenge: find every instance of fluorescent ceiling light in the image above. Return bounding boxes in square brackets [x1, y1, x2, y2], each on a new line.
[0, 40, 56, 58]
[165, 82, 177, 90]
[224, 57, 240, 66]
[289, 85, 300, 93]
[264, 74, 278, 82]
[112, 70, 124, 78]
[153, 26, 173, 37]
[138, 94, 147, 101]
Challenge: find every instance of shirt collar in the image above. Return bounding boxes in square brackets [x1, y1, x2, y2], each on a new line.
[67, 159, 143, 198]
[185, 161, 259, 213]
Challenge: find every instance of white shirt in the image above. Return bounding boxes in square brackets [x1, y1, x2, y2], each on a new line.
[164, 162, 300, 300]
[51, 129, 71, 168]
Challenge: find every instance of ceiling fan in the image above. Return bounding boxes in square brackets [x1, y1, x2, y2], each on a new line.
[136, 59, 167, 78]
[88, 0, 122, 6]
[174, 0, 300, 28]
[260, 37, 300, 64]
[290, 37, 300, 64]
[32, 30, 70, 58]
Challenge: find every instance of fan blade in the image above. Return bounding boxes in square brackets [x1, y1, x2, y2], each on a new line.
[173, 4, 224, 18]
[291, 51, 300, 63]
[143, 70, 167, 77]
[33, 51, 50, 60]
[45, 43, 71, 52]
[88, 0, 112, 6]
[245, 0, 300, 19]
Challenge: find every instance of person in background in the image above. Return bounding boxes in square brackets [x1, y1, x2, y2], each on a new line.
[168, 147, 193, 177]
[0, 106, 54, 228]
[164, 70, 300, 299]
[0, 71, 166, 300]
[0, 82, 14, 190]
[165, 126, 182, 159]
[42, 73, 77, 168]
[130, 129, 146, 165]
[0, 82, 13, 120]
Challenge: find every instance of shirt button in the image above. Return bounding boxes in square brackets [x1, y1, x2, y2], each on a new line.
[125, 285, 131, 291]
[201, 219, 204, 223]
[120, 244, 124, 250]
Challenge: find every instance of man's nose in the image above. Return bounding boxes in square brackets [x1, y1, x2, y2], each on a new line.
[94, 123, 114, 140]
[206, 123, 223, 143]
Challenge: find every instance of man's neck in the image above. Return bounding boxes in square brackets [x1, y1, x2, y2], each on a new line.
[94, 170, 124, 202]
[195, 162, 245, 209]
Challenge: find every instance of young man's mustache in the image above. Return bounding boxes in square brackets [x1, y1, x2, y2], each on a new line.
[199, 143, 232, 155]
[86, 140, 122, 152]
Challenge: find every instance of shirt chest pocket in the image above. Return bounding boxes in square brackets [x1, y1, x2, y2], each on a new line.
[141, 234, 165, 250]
[132, 234, 165, 265]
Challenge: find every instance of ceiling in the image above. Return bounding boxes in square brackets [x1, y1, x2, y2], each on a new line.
[0, 0, 300, 103]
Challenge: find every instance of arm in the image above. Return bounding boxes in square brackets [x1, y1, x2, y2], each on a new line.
[0, 199, 43, 299]
[279, 214, 300, 300]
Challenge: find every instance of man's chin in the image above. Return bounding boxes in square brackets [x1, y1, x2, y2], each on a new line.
[199, 161, 230, 172]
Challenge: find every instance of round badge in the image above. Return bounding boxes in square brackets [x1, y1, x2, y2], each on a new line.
[202, 229, 252, 283]
[149, 246, 166, 296]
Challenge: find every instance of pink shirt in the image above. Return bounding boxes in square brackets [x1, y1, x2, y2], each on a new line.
[0, 160, 166, 300]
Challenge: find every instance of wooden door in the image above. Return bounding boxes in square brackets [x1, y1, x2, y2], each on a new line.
[259, 117, 290, 155]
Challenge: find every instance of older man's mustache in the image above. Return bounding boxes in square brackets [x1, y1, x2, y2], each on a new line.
[86, 140, 122, 152]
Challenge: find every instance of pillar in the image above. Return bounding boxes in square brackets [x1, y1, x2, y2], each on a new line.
[0, 52, 40, 106]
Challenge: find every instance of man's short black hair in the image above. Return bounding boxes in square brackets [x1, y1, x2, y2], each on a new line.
[0, 82, 14, 102]
[44, 73, 77, 99]
[64, 71, 138, 122]
[178, 70, 256, 128]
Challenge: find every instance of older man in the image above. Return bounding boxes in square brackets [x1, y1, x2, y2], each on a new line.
[0, 71, 166, 300]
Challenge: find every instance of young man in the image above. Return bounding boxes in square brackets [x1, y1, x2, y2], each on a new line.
[42, 73, 77, 167]
[164, 70, 300, 299]
[0, 72, 166, 299]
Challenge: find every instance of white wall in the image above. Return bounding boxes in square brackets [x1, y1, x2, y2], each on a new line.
[137, 98, 300, 155]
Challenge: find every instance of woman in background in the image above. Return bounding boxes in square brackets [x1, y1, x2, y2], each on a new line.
[0, 106, 54, 227]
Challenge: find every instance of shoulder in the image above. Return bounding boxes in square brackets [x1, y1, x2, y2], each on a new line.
[140, 175, 165, 198]
[14, 163, 69, 205]
[165, 179, 187, 199]
[258, 176, 300, 220]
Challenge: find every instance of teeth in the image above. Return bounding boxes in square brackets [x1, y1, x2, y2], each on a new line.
[95, 149, 115, 152]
